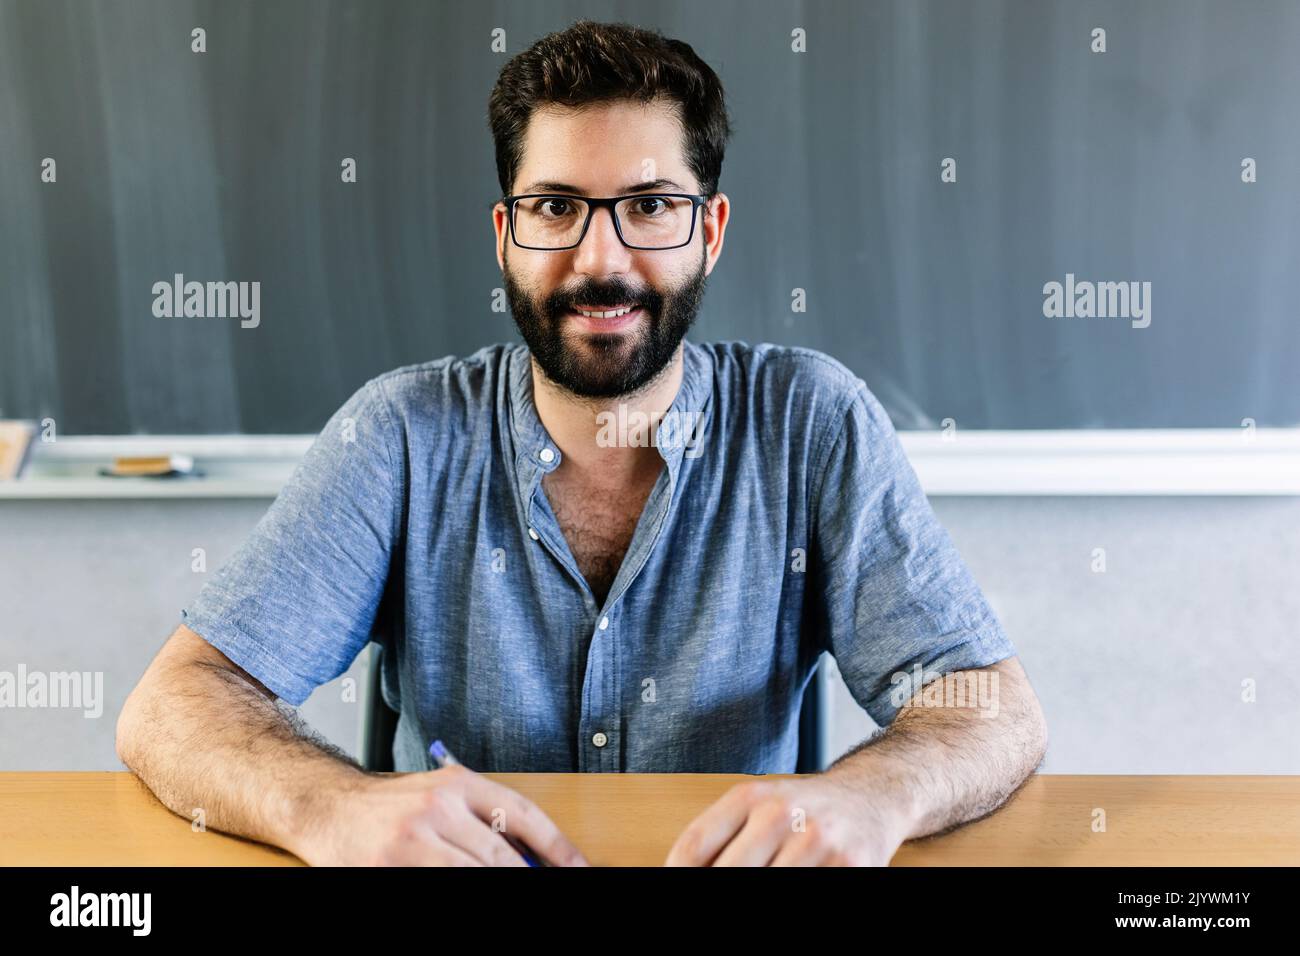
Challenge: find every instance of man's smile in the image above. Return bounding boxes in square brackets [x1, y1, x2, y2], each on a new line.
[564, 304, 645, 333]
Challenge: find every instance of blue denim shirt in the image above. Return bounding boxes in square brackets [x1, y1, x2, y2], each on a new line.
[181, 339, 1015, 773]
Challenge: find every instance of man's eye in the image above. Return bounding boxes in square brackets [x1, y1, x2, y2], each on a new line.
[634, 198, 666, 216]
[539, 199, 574, 217]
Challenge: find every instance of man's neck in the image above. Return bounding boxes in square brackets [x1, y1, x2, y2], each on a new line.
[530, 343, 684, 487]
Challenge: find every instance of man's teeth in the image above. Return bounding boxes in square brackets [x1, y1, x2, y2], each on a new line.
[575, 306, 635, 318]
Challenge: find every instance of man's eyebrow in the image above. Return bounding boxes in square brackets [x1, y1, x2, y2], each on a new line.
[516, 178, 690, 195]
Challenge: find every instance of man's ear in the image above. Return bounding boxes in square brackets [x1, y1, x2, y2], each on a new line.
[701, 192, 730, 278]
[493, 202, 508, 272]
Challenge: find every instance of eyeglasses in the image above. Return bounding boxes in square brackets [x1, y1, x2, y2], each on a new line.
[502, 193, 707, 250]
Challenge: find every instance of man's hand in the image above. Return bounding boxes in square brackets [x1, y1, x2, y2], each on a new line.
[664, 775, 914, 866]
[667, 658, 1047, 867]
[297, 763, 590, 866]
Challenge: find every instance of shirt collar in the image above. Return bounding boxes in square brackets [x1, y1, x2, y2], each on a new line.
[507, 337, 714, 500]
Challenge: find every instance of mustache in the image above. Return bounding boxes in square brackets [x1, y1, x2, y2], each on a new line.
[546, 284, 663, 314]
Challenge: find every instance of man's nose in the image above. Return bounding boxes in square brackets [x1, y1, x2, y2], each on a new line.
[572, 204, 633, 272]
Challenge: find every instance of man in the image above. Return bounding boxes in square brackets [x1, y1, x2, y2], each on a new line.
[117, 19, 1047, 867]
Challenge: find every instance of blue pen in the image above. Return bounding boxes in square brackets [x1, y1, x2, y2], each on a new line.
[429, 740, 542, 866]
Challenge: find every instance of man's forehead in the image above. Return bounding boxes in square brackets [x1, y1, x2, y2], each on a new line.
[514, 99, 695, 194]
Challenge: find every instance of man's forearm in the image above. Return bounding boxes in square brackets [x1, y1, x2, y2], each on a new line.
[822, 658, 1048, 841]
[116, 657, 367, 857]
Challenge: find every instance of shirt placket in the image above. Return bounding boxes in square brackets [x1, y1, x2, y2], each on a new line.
[519, 442, 680, 772]
[508, 342, 704, 773]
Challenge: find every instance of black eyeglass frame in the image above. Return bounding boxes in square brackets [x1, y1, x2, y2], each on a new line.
[501, 193, 708, 251]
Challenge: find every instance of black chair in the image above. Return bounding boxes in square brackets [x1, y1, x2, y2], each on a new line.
[360, 643, 826, 773]
[361, 643, 400, 772]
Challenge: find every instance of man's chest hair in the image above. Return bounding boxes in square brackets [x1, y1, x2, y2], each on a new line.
[541, 470, 656, 595]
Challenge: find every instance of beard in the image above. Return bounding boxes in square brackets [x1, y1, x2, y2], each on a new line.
[503, 247, 708, 399]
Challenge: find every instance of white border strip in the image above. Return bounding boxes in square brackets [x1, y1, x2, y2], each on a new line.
[0, 435, 311, 499]
[28, 435, 315, 460]
[899, 429, 1300, 495]
[1, 429, 1298, 498]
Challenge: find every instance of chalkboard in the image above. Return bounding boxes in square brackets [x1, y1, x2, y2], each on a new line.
[2, 0, 1297, 433]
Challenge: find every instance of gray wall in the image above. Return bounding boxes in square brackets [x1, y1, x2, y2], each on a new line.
[830, 496, 1300, 773]
[0, 500, 364, 770]
[2, 0, 1298, 432]
[5, 495, 1297, 773]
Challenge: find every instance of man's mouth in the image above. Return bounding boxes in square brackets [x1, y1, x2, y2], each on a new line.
[565, 303, 643, 332]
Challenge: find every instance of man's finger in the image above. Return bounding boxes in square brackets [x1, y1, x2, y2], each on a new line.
[769, 824, 831, 866]
[710, 803, 788, 866]
[435, 800, 531, 866]
[398, 816, 482, 866]
[664, 784, 758, 866]
[463, 776, 590, 866]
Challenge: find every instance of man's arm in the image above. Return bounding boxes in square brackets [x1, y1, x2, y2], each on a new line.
[116, 624, 371, 858]
[664, 656, 1047, 865]
[821, 655, 1048, 841]
[116, 624, 588, 866]
[664, 373, 1045, 865]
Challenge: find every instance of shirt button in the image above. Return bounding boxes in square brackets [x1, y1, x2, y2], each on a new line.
[538, 447, 555, 463]
[527, 527, 539, 540]
[599, 616, 609, 630]
[592, 732, 608, 748]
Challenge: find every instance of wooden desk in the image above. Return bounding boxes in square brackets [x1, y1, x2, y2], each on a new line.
[1, 772, 1297, 866]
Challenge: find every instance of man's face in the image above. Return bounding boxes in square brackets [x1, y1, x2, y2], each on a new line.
[495, 98, 724, 399]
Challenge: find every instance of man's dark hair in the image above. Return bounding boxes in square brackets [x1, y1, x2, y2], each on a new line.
[488, 20, 733, 201]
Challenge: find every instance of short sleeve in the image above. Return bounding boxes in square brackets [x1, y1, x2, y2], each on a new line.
[180, 378, 402, 706]
[810, 380, 1016, 728]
